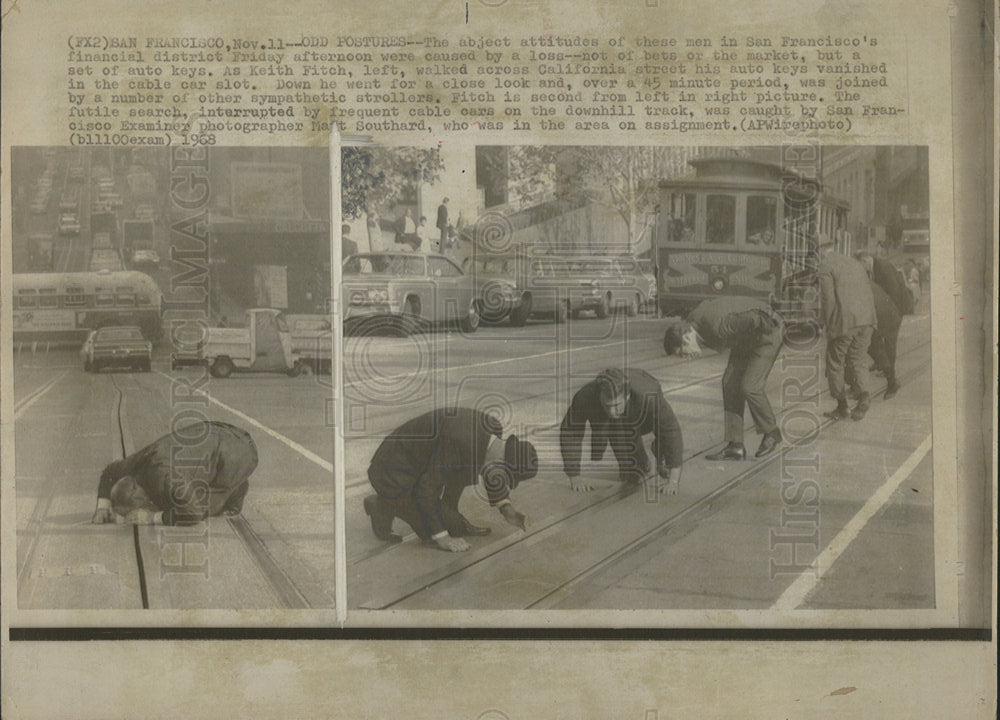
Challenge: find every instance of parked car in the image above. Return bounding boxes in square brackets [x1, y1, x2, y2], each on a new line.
[58, 213, 81, 235]
[467, 255, 528, 325]
[132, 248, 161, 269]
[81, 325, 152, 372]
[564, 256, 651, 318]
[342, 252, 479, 334]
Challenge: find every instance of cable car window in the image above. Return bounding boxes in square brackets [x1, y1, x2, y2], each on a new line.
[64, 285, 87, 307]
[95, 290, 115, 307]
[746, 195, 777, 245]
[706, 194, 736, 245]
[38, 288, 59, 308]
[668, 192, 697, 243]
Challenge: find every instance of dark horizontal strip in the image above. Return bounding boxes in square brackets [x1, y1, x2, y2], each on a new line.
[9, 627, 991, 642]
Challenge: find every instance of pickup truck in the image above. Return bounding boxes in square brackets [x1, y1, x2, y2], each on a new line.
[171, 308, 330, 377]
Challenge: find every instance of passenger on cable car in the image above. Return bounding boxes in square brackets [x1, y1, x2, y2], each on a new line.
[663, 296, 783, 460]
[91, 421, 258, 526]
[559, 368, 684, 494]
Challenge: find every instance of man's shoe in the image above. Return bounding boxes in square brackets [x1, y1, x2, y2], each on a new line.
[884, 380, 901, 399]
[755, 430, 782, 458]
[824, 400, 850, 420]
[851, 393, 871, 421]
[363, 495, 402, 544]
[706, 443, 747, 461]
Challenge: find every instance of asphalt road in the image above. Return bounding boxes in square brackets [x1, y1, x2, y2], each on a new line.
[345, 310, 934, 612]
[13, 346, 336, 610]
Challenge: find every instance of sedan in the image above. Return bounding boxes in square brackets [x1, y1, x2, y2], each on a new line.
[342, 252, 479, 334]
[81, 326, 152, 372]
[58, 213, 81, 235]
[132, 248, 161, 269]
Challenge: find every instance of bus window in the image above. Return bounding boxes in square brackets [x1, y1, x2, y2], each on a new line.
[16, 289, 37, 308]
[746, 195, 777, 245]
[137, 294, 151, 305]
[706, 194, 736, 244]
[64, 285, 86, 307]
[668, 192, 697, 243]
[38, 288, 59, 308]
[95, 289, 115, 307]
[116, 287, 136, 306]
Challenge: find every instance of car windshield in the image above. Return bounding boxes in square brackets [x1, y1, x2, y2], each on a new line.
[344, 254, 426, 276]
[96, 327, 144, 341]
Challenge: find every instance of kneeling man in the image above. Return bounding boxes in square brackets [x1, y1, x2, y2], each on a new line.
[92, 421, 258, 525]
[560, 367, 684, 494]
[365, 407, 538, 552]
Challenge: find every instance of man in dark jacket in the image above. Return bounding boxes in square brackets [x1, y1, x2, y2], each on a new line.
[364, 407, 538, 552]
[858, 251, 913, 315]
[560, 368, 684, 494]
[818, 243, 878, 420]
[866, 282, 903, 399]
[91, 421, 258, 525]
[435, 197, 450, 253]
[663, 296, 784, 460]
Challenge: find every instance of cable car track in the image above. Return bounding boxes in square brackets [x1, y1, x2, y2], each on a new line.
[355, 337, 930, 610]
[108, 373, 314, 609]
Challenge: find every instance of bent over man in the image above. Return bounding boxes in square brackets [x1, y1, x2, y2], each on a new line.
[663, 296, 783, 460]
[365, 407, 538, 552]
[560, 368, 684, 494]
[92, 421, 258, 525]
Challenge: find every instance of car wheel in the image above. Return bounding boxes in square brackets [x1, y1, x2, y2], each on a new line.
[399, 296, 422, 336]
[509, 295, 531, 327]
[286, 360, 304, 378]
[210, 356, 234, 378]
[595, 294, 610, 319]
[460, 299, 480, 333]
[625, 294, 639, 317]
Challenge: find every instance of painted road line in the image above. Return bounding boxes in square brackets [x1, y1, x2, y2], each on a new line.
[153, 370, 333, 473]
[343, 336, 634, 390]
[771, 433, 933, 611]
[13, 371, 68, 420]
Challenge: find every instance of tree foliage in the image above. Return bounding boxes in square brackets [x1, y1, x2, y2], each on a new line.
[341, 146, 445, 220]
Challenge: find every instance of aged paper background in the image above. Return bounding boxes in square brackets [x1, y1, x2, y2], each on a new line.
[1, 0, 995, 717]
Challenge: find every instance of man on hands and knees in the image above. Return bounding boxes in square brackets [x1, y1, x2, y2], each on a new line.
[818, 241, 878, 421]
[364, 407, 538, 552]
[91, 421, 258, 525]
[663, 296, 784, 460]
[560, 368, 683, 495]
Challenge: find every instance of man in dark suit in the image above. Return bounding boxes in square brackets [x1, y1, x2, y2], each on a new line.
[92, 421, 258, 525]
[364, 407, 538, 552]
[858, 251, 913, 315]
[818, 242, 878, 420]
[560, 368, 684, 494]
[436, 197, 450, 253]
[341, 223, 358, 259]
[663, 296, 783, 460]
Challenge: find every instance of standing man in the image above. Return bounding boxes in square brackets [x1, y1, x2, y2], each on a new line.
[436, 197, 450, 253]
[818, 242, 877, 421]
[92, 421, 258, 525]
[663, 296, 784, 460]
[364, 407, 538, 551]
[560, 368, 684, 494]
[856, 251, 904, 399]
